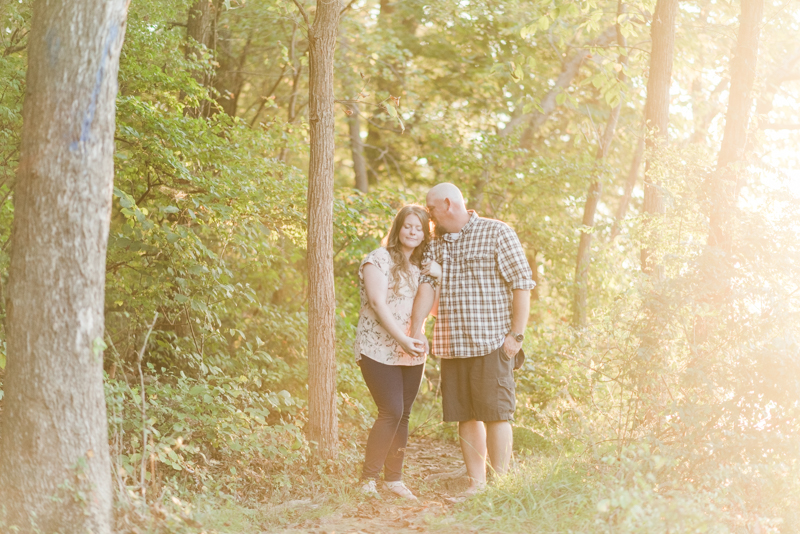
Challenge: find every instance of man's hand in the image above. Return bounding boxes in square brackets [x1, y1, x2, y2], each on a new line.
[502, 334, 522, 360]
[411, 328, 429, 355]
[398, 335, 426, 358]
[421, 259, 442, 280]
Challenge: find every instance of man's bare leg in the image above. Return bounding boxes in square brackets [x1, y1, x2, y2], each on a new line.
[458, 420, 487, 488]
[486, 420, 513, 476]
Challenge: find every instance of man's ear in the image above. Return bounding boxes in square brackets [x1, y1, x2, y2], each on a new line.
[443, 198, 451, 212]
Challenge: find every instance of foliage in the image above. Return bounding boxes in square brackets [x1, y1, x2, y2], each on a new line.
[1, 0, 800, 531]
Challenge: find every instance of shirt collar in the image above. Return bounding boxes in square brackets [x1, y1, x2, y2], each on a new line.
[444, 211, 479, 242]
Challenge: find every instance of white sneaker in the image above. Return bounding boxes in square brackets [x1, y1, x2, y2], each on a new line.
[360, 479, 380, 498]
[384, 480, 418, 501]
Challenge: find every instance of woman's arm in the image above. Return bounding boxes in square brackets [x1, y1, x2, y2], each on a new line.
[363, 263, 425, 357]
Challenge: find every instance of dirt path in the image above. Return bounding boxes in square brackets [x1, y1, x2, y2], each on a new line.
[270, 437, 476, 534]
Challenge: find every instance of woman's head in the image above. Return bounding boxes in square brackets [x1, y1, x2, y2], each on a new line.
[385, 205, 431, 264]
[383, 205, 431, 294]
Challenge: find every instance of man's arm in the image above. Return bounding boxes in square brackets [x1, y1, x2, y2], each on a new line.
[409, 282, 436, 352]
[502, 289, 531, 357]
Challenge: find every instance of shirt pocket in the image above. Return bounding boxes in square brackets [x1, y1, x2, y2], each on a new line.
[463, 253, 495, 278]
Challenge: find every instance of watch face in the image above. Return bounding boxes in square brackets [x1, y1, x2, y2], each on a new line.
[514, 334, 524, 342]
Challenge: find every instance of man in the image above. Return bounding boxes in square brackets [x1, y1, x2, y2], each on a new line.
[411, 183, 534, 497]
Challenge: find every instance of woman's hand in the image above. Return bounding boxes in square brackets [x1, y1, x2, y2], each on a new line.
[398, 335, 426, 358]
[421, 259, 442, 280]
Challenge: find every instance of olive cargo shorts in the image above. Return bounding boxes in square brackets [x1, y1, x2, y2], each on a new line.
[441, 346, 516, 422]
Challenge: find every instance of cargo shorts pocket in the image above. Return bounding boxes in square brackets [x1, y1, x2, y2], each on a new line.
[497, 375, 516, 415]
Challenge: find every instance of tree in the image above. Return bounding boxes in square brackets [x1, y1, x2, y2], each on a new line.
[185, 0, 220, 117]
[295, 0, 342, 459]
[707, 0, 764, 250]
[0, 0, 128, 531]
[640, 0, 678, 276]
[573, 4, 628, 326]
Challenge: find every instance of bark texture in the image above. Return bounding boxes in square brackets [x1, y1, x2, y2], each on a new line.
[0, 0, 128, 532]
[707, 0, 763, 250]
[640, 0, 678, 275]
[305, 0, 340, 459]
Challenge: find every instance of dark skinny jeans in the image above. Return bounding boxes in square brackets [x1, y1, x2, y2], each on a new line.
[359, 355, 424, 482]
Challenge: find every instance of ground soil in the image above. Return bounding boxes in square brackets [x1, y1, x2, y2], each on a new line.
[268, 436, 478, 534]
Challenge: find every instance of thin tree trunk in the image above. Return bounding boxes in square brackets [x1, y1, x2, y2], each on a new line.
[349, 104, 368, 192]
[528, 250, 540, 302]
[707, 0, 764, 250]
[573, 5, 627, 326]
[0, 0, 128, 531]
[213, 31, 251, 117]
[304, 0, 340, 459]
[185, 0, 218, 117]
[640, 0, 678, 276]
[499, 26, 617, 146]
[280, 23, 303, 162]
[610, 134, 644, 240]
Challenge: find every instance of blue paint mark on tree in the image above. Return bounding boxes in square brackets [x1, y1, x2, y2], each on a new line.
[70, 24, 119, 152]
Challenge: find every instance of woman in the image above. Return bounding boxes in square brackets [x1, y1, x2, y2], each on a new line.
[354, 205, 440, 500]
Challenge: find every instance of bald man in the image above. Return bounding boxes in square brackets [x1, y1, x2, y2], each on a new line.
[410, 183, 535, 497]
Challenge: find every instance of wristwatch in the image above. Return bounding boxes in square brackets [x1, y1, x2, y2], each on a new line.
[508, 331, 524, 342]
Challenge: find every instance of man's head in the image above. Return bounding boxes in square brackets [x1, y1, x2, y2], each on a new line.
[426, 183, 471, 234]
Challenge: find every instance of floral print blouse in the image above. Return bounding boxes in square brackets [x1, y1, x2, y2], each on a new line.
[354, 247, 425, 366]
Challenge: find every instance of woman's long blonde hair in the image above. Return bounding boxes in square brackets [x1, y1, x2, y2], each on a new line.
[383, 205, 432, 293]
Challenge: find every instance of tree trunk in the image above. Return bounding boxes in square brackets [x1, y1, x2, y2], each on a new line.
[640, 0, 678, 276]
[0, 0, 128, 532]
[499, 26, 617, 145]
[348, 104, 368, 193]
[305, 0, 340, 459]
[279, 22, 303, 162]
[707, 0, 763, 250]
[572, 8, 626, 326]
[213, 31, 250, 117]
[185, 0, 218, 117]
[610, 134, 644, 240]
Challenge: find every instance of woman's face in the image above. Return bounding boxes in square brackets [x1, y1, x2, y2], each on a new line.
[398, 213, 424, 251]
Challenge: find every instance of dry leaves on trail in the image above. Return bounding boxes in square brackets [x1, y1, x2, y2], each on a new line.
[271, 436, 474, 534]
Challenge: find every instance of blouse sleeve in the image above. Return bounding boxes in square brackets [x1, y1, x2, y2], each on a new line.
[358, 248, 391, 281]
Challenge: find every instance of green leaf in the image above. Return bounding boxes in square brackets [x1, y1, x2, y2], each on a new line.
[520, 24, 537, 39]
[537, 15, 550, 30]
[92, 337, 108, 357]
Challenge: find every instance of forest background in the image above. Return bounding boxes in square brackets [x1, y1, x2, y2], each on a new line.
[1, 0, 800, 532]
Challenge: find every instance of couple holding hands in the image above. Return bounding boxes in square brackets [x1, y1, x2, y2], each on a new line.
[354, 183, 535, 501]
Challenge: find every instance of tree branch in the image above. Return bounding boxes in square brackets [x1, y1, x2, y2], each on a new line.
[291, 0, 311, 28]
[340, 0, 358, 16]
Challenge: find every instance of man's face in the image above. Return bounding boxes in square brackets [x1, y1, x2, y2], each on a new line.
[426, 197, 444, 226]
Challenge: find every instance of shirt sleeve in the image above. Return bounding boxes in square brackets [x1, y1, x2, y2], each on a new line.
[419, 240, 439, 290]
[496, 224, 536, 291]
[359, 248, 391, 281]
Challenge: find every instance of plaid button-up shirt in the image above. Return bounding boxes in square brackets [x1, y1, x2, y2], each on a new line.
[421, 212, 535, 358]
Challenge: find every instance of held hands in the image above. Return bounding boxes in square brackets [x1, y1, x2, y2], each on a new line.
[421, 260, 442, 280]
[502, 334, 522, 360]
[399, 334, 426, 358]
